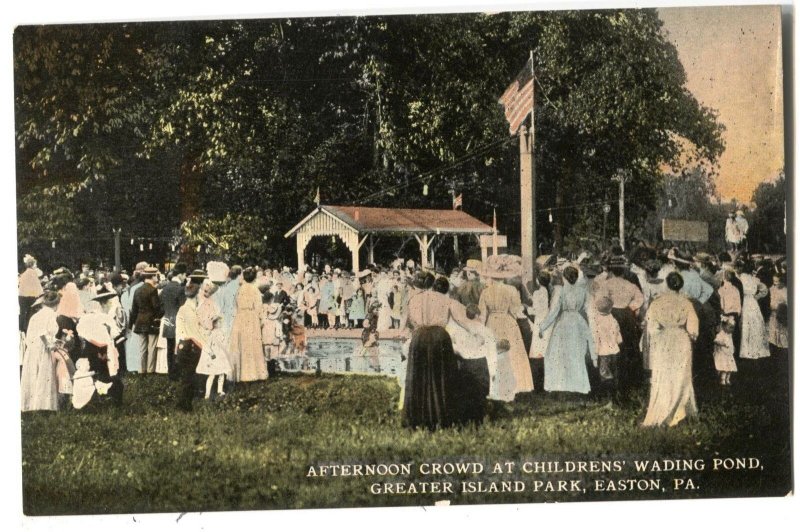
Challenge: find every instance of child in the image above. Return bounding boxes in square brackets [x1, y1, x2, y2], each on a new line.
[348, 288, 367, 328]
[360, 319, 380, 370]
[592, 296, 623, 400]
[714, 315, 737, 386]
[290, 311, 308, 357]
[304, 286, 320, 329]
[196, 281, 232, 400]
[260, 290, 282, 361]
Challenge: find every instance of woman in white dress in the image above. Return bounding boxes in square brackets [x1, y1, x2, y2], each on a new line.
[480, 255, 534, 396]
[737, 263, 770, 360]
[642, 273, 698, 428]
[21, 291, 61, 412]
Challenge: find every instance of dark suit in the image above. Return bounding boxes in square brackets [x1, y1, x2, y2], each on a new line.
[160, 281, 186, 378]
[130, 282, 162, 373]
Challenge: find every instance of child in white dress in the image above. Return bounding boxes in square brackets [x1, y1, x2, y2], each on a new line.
[713, 315, 737, 385]
[196, 282, 232, 399]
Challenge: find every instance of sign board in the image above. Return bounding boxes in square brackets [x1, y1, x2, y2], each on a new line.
[662, 219, 709, 242]
[479, 234, 508, 248]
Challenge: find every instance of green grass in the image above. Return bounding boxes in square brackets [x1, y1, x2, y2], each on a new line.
[21, 368, 791, 515]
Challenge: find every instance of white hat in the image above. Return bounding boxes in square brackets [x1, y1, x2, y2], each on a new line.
[206, 261, 230, 283]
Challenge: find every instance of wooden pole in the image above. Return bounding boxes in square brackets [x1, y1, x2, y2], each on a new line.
[520, 124, 534, 277]
[113, 228, 121, 273]
[619, 177, 625, 250]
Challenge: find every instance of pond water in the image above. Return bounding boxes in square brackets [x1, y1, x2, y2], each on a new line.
[274, 338, 406, 378]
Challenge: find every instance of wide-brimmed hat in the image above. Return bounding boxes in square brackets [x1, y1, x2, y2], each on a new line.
[463, 259, 482, 273]
[357, 270, 372, 279]
[207, 261, 230, 283]
[142, 266, 159, 277]
[33, 290, 60, 308]
[188, 269, 208, 281]
[92, 288, 117, 303]
[482, 254, 523, 279]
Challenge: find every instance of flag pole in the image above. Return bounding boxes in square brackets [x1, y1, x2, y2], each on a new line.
[520, 50, 536, 280]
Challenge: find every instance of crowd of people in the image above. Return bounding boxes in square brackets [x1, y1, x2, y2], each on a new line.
[18, 241, 789, 430]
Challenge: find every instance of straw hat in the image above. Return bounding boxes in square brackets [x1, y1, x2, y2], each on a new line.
[481, 254, 523, 279]
[463, 259, 482, 273]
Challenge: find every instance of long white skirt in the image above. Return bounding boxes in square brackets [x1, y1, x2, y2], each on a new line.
[740, 296, 770, 359]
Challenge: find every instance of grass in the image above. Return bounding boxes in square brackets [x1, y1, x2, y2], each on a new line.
[20, 365, 792, 515]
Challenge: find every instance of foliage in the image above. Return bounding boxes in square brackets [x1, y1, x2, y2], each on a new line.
[21, 368, 790, 514]
[749, 173, 786, 254]
[181, 213, 271, 265]
[15, 10, 725, 264]
[632, 167, 729, 251]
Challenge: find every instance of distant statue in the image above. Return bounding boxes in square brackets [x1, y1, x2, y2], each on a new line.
[725, 211, 744, 252]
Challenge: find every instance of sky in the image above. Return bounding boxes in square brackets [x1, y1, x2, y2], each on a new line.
[658, 4, 784, 203]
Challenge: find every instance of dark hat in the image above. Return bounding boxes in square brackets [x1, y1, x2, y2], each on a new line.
[173, 262, 188, 275]
[188, 269, 208, 281]
[33, 290, 61, 308]
[92, 289, 117, 303]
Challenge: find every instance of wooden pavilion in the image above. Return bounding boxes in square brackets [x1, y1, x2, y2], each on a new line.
[284, 205, 495, 272]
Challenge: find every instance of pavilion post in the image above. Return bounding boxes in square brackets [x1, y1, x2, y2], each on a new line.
[296, 234, 306, 273]
[368, 234, 375, 265]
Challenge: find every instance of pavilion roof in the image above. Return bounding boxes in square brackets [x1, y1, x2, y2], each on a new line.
[285, 205, 494, 237]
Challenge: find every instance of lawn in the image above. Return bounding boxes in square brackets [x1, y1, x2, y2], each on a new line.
[20, 366, 792, 515]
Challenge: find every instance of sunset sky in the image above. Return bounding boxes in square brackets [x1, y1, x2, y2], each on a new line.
[658, 4, 784, 203]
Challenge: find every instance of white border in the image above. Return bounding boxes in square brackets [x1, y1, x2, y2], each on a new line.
[2, 2, 796, 532]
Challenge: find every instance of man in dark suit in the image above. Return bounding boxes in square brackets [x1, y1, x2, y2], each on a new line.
[160, 264, 187, 380]
[130, 266, 163, 373]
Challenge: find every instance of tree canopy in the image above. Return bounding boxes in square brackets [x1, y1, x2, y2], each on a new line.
[15, 10, 726, 269]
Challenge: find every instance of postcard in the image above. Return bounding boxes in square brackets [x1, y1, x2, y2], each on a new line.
[7, 0, 792, 527]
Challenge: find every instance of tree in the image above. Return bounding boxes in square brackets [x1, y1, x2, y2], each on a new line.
[15, 10, 725, 267]
[749, 173, 786, 254]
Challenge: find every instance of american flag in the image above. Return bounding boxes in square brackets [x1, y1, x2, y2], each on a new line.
[452, 193, 463, 210]
[498, 56, 534, 135]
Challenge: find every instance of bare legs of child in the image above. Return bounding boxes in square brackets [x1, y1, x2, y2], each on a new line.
[204, 374, 226, 399]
